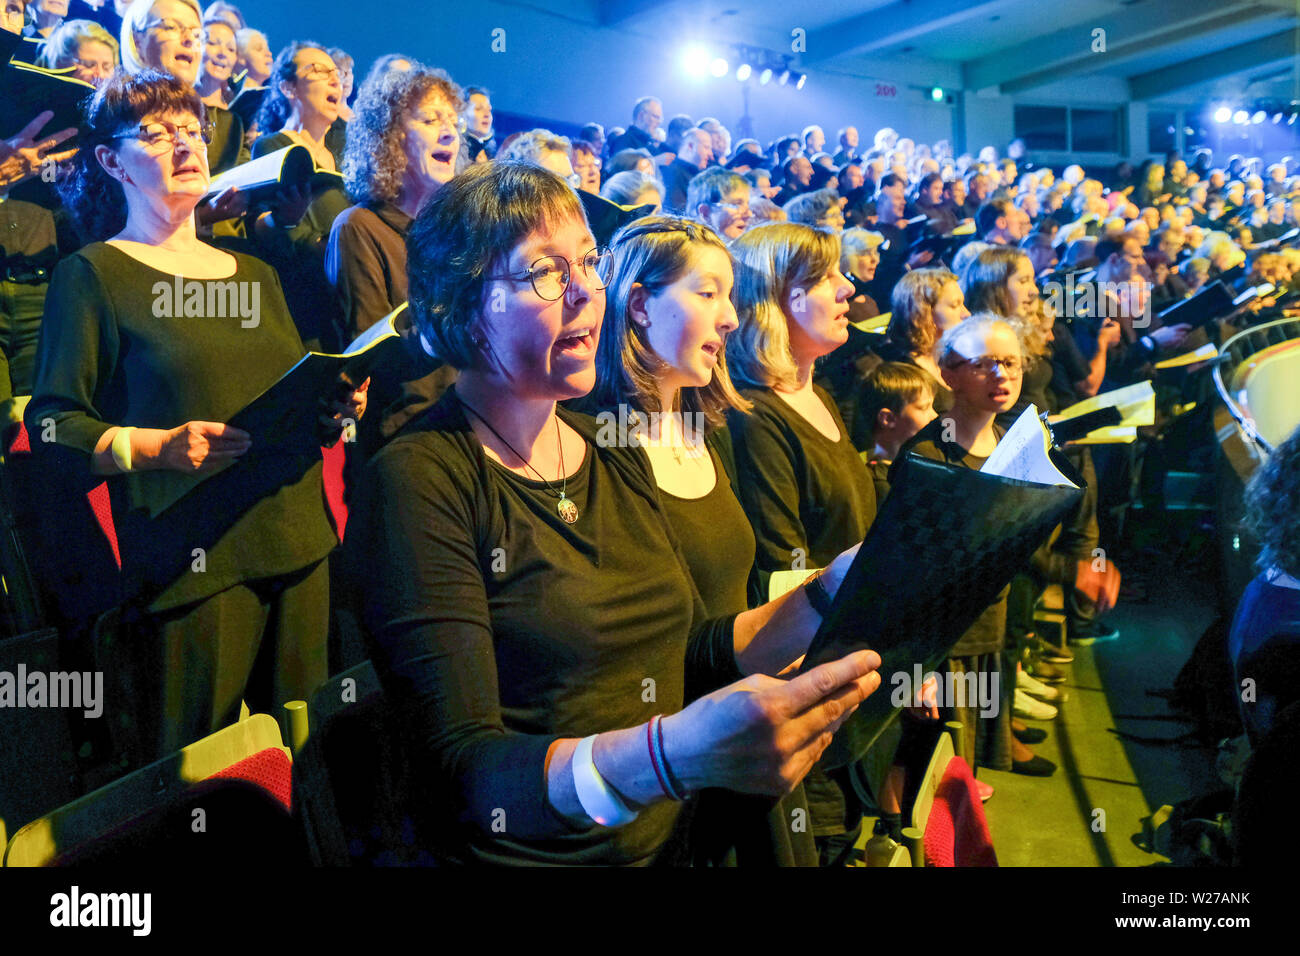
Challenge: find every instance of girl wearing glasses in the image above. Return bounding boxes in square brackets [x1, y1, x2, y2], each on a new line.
[583, 215, 870, 866]
[26, 70, 365, 765]
[895, 314, 1046, 777]
[341, 163, 882, 866]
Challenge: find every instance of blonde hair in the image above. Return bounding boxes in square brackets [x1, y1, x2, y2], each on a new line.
[121, 0, 203, 75]
[937, 312, 1024, 370]
[36, 18, 119, 71]
[840, 227, 885, 266]
[727, 222, 839, 390]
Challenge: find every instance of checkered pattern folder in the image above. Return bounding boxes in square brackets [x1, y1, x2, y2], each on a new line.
[803, 452, 1083, 769]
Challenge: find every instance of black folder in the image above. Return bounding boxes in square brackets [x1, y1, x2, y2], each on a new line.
[0, 60, 95, 143]
[1155, 279, 1235, 329]
[801, 452, 1083, 768]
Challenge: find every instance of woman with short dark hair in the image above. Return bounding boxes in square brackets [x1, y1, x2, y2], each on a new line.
[341, 163, 881, 866]
[26, 70, 364, 764]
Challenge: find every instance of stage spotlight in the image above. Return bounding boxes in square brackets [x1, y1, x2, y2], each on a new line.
[710, 57, 729, 77]
[778, 69, 791, 85]
[1233, 110, 1249, 124]
[929, 86, 945, 102]
[736, 63, 752, 81]
[1251, 110, 1266, 124]
[683, 47, 710, 77]
[1290, 113, 1298, 126]
[759, 67, 773, 85]
[1273, 112, 1284, 124]
[1214, 106, 1232, 123]
[795, 72, 807, 90]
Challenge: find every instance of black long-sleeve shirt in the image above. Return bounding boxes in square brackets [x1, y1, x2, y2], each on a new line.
[25, 243, 338, 612]
[342, 392, 741, 865]
[728, 384, 877, 839]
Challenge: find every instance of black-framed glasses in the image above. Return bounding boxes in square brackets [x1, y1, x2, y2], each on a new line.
[114, 120, 213, 150]
[487, 250, 611, 300]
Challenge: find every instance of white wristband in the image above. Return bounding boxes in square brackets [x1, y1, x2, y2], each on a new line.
[571, 735, 638, 828]
[110, 426, 136, 473]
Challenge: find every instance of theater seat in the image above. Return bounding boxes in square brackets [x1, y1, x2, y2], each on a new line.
[2, 713, 296, 867]
[294, 661, 429, 866]
[905, 721, 998, 867]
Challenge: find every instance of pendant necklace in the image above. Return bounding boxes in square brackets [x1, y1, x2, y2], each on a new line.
[460, 398, 579, 523]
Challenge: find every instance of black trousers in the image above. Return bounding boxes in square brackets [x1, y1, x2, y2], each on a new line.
[100, 559, 330, 766]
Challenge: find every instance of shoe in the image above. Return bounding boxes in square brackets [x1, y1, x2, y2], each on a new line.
[1039, 641, 1075, 664]
[1017, 669, 1066, 703]
[1014, 688, 1058, 720]
[1069, 622, 1120, 645]
[1013, 725, 1048, 744]
[1029, 659, 1067, 683]
[1011, 754, 1057, 777]
[975, 779, 995, 802]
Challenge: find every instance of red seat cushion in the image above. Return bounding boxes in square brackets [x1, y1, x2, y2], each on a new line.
[206, 746, 293, 813]
[923, 757, 998, 867]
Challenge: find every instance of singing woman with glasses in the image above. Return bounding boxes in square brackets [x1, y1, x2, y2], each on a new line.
[341, 162, 882, 866]
[26, 70, 366, 766]
[241, 41, 349, 351]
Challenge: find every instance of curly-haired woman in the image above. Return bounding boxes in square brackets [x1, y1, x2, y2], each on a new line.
[324, 63, 463, 465]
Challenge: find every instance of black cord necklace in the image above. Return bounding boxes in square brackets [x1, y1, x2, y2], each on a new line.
[459, 397, 579, 524]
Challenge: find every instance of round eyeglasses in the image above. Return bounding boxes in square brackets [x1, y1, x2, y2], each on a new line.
[488, 250, 611, 300]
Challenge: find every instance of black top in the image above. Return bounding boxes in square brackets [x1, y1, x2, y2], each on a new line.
[342, 392, 741, 865]
[325, 201, 412, 338]
[661, 158, 701, 215]
[247, 131, 351, 351]
[654, 436, 755, 623]
[607, 125, 659, 157]
[895, 417, 1008, 657]
[728, 384, 877, 838]
[208, 107, 251, 176]
[25, 243, 338, 612]
[729, 385, 877, 578]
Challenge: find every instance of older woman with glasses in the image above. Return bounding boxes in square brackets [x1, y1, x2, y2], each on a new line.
[34, 17, 117, 85]
[26, 70, 364, 766]
[341, 162, 881, 865]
